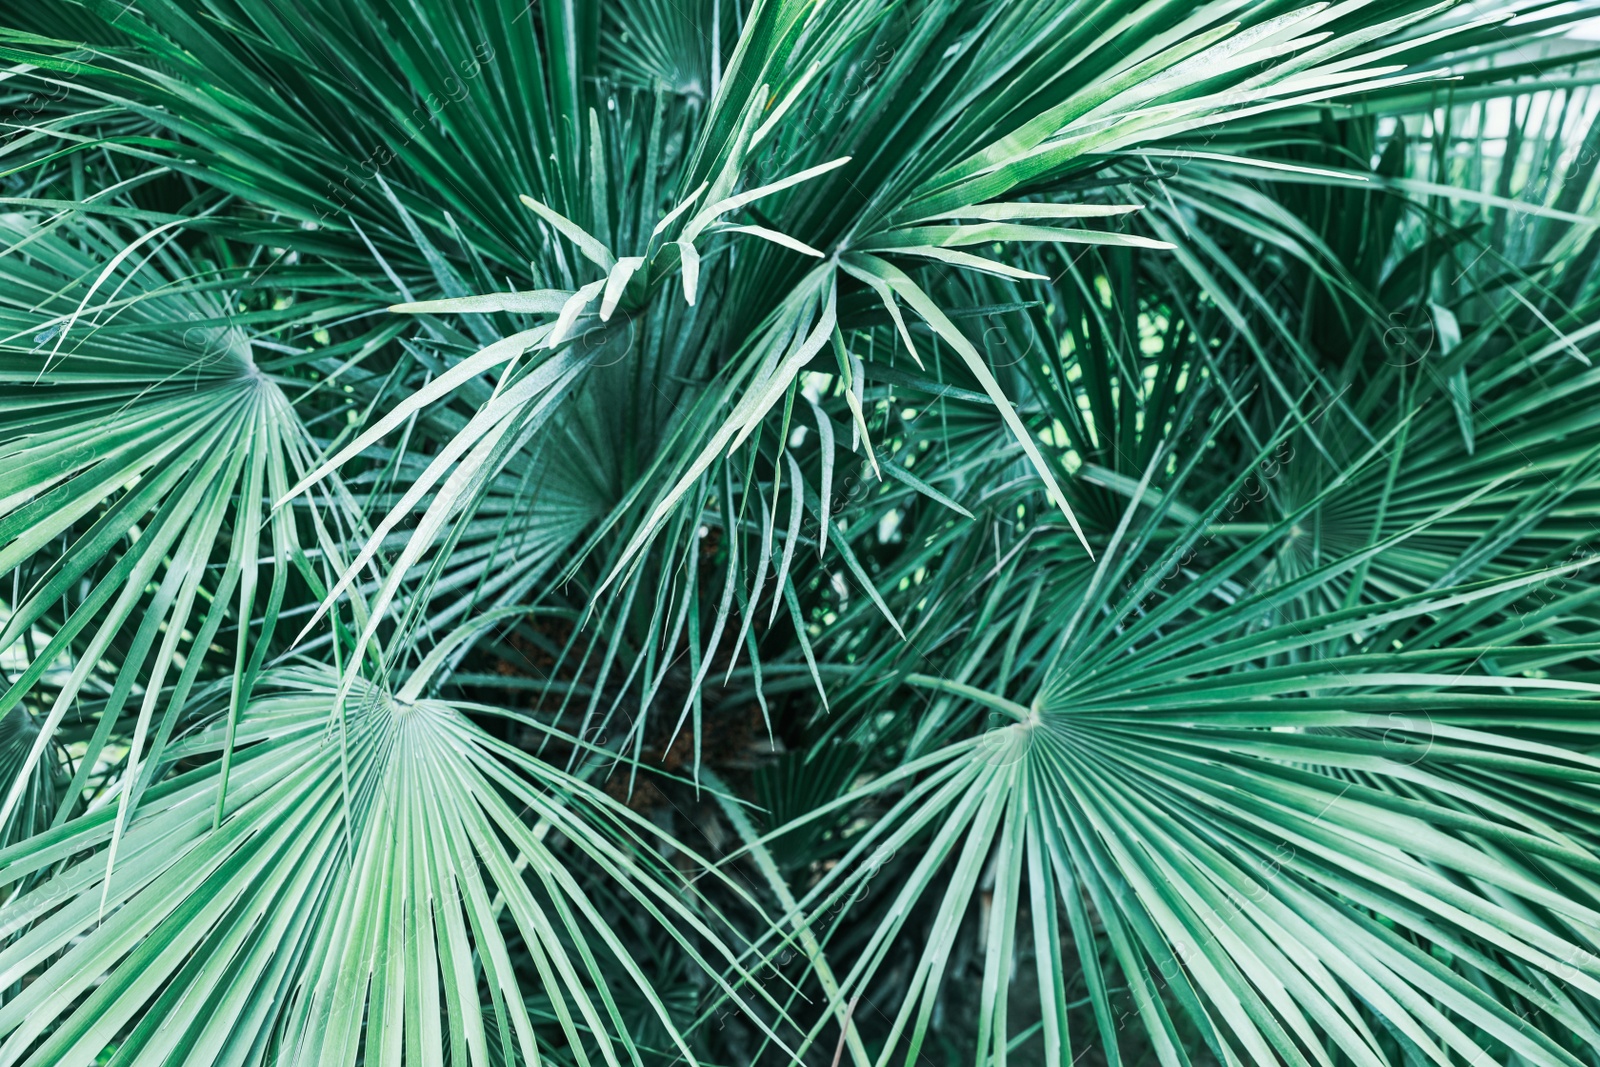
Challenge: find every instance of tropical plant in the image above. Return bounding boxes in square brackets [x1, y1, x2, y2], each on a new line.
[5, 0, 1600, 1064]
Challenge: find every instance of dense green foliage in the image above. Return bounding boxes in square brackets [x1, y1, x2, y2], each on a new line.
[5, 0, 1600, 1063]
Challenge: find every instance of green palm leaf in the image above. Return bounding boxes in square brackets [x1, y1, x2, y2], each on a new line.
[0, 663, 775, 1066]
[6, 0, 1600, 1064]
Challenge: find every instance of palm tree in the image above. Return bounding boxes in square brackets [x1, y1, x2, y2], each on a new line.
[4, 0, 1600, 1063]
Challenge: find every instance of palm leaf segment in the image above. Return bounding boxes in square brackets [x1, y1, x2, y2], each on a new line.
[1, 1, 1600, 1065]
[0, 665, 775, 1066]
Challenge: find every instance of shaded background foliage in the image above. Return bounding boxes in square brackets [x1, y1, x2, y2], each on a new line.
[5, 0, 1600, 1065]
